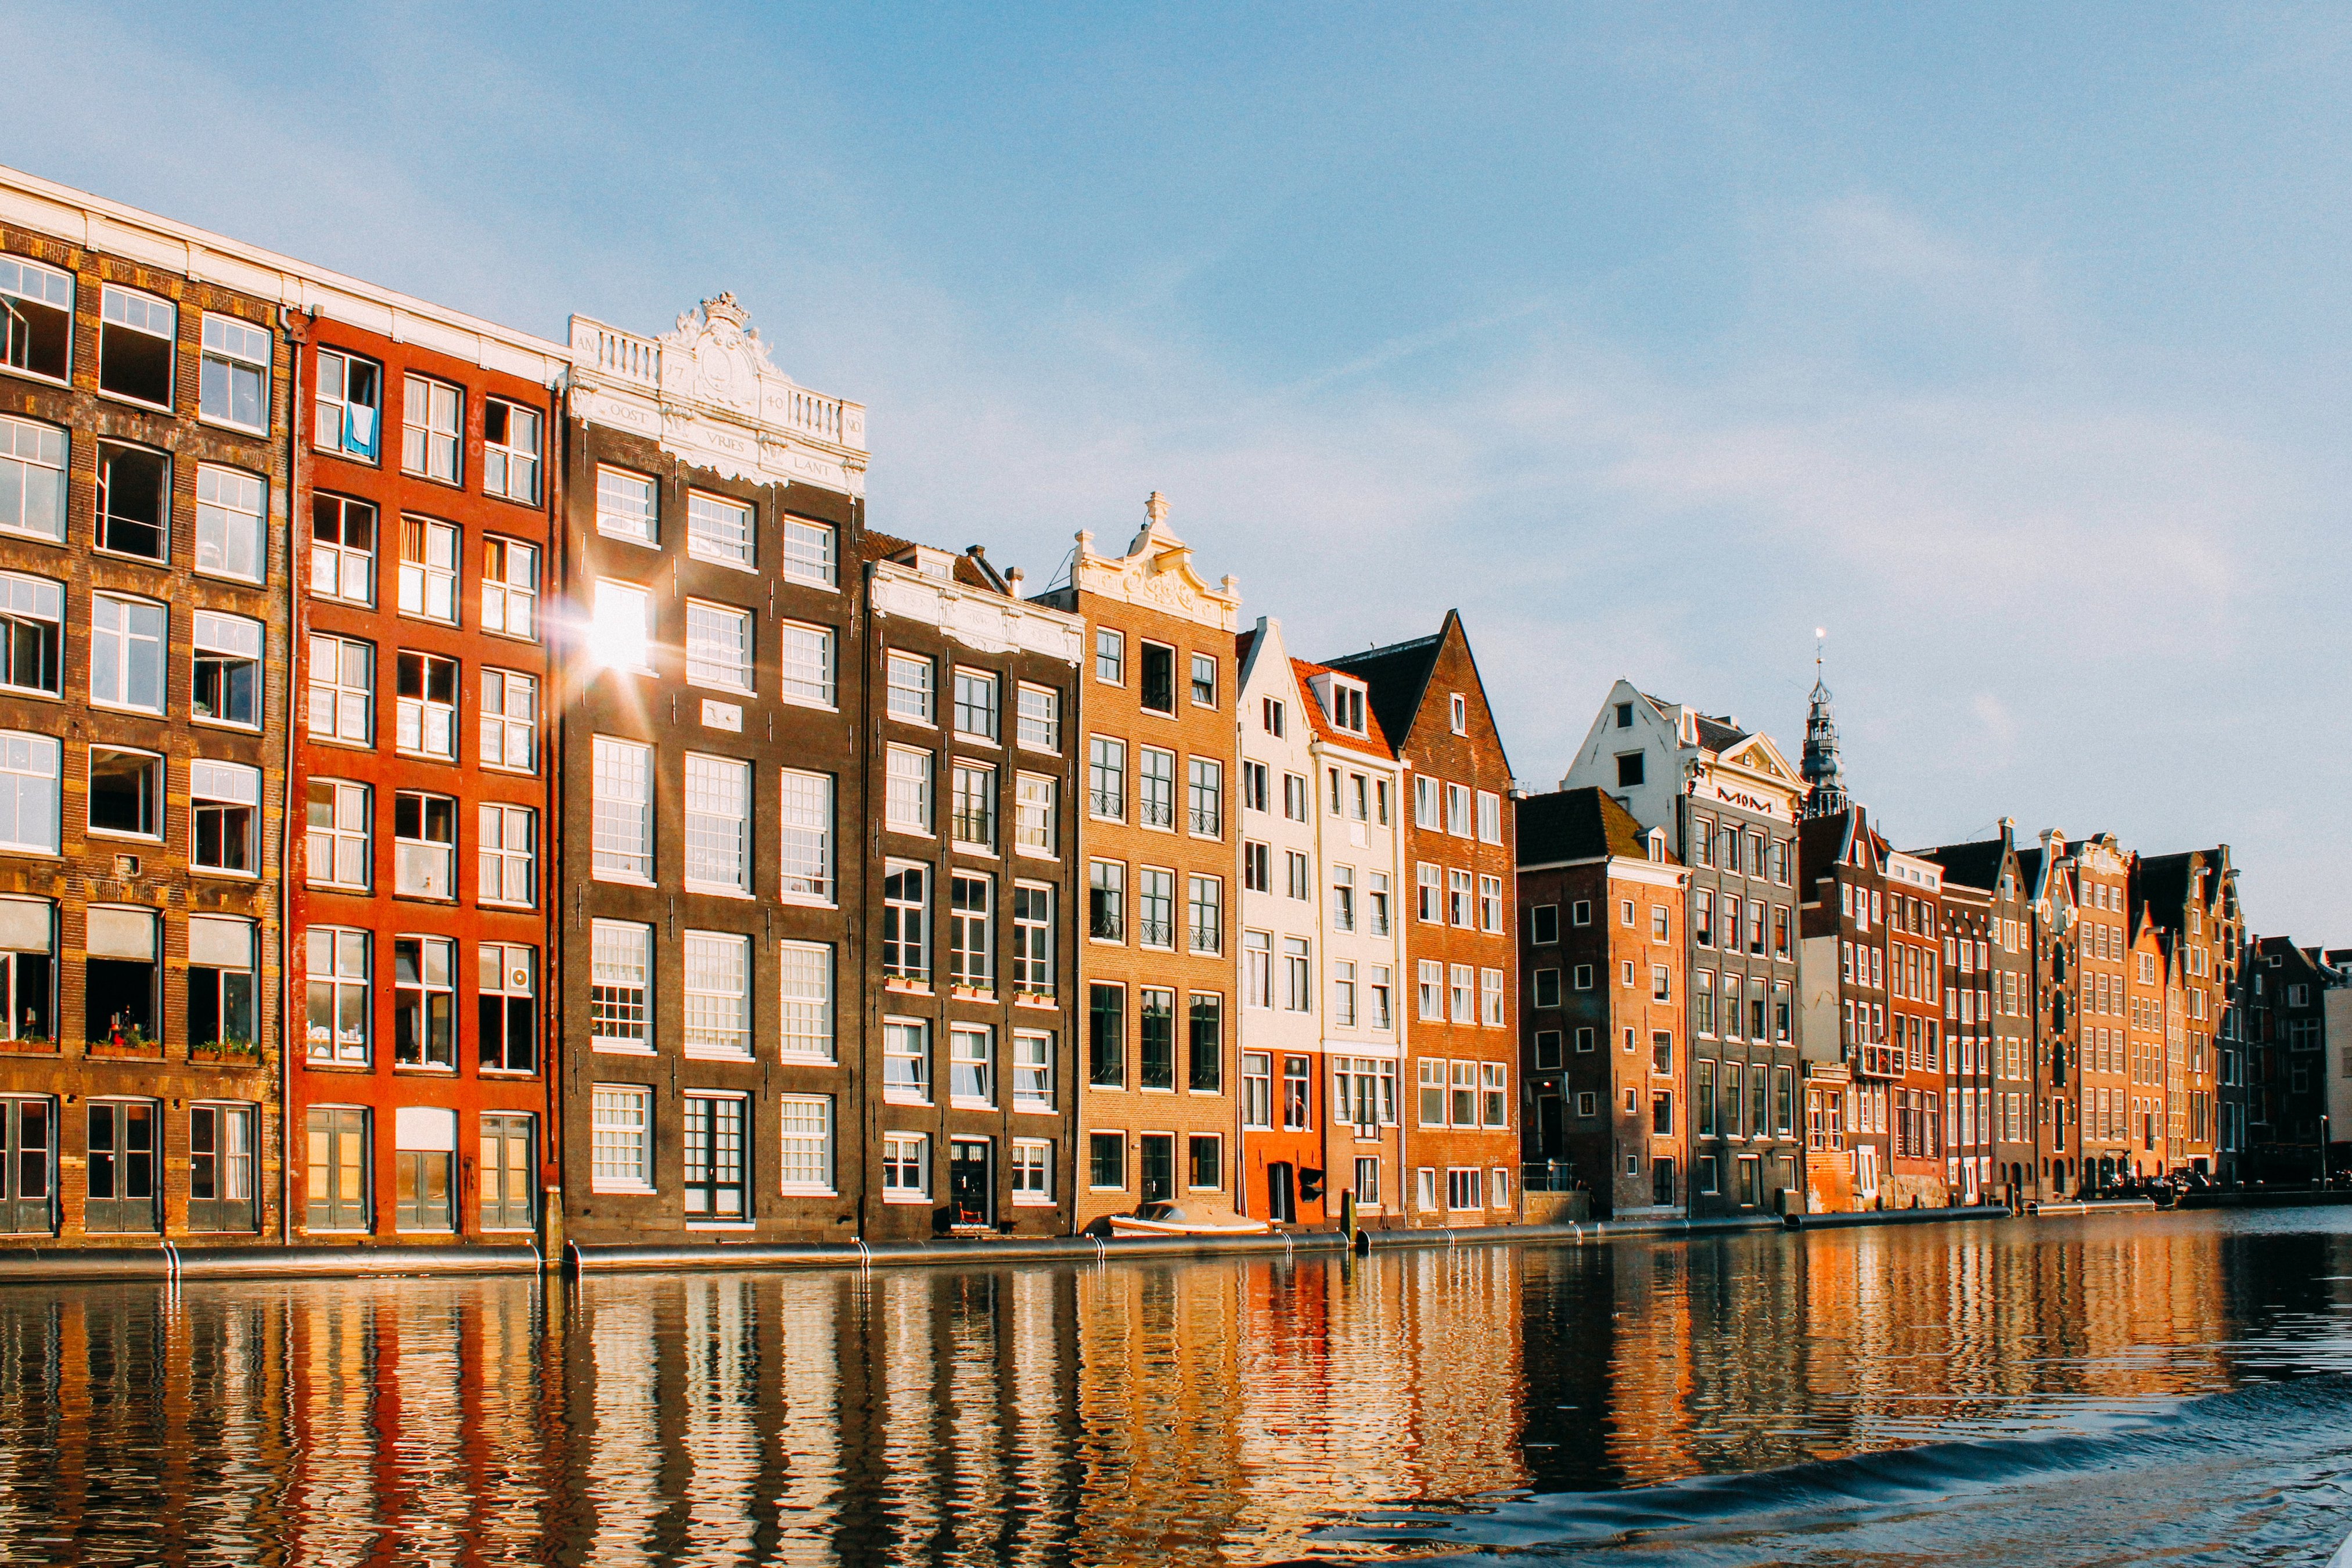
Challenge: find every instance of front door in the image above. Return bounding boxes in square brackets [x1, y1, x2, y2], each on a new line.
[0, 1098, 51, 1234]
[1139, 1134, 1175, 1203]
[480, 1113, 535, 1232]
[85, 1100, 157, 1233]
[1268, 1161, 1296, 1224]
[950, 1138, 992, 1225]
[186, 1102, 255, 1233]
[307, 1106, 369, 1232]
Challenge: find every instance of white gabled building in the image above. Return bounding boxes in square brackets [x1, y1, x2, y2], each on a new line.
[1232, 618, 1409, 1226]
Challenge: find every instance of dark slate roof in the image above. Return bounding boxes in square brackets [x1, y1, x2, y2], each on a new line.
[1694, 715, 1749, 754]
[1914, 836, 2006, 893]
[1517, 786, 1664, 868]
[1322, 630, 1443, 751]
[2137, 850, 2201, 917]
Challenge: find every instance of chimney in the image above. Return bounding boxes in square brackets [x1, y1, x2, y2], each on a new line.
[1006, 567, 1025, 597]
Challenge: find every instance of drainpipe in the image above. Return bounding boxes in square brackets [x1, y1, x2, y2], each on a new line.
[277, 308, 308, 1248]
[539, 371, 564, 1268]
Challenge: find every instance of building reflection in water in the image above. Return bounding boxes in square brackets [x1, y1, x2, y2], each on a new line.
[0, 1215, 2335, 1565]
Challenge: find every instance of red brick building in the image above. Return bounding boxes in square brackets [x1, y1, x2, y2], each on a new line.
[288, 308, 566, 1247]
[1325, 612, 1519, 1225]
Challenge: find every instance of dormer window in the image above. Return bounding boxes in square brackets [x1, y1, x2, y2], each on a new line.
[1645, 829, 1665, 864]
[1328, 680, 1366, 735]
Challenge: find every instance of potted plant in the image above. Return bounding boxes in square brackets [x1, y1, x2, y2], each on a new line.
[87, 1022, 160, 1058]
[191, 1036, 259, 1064]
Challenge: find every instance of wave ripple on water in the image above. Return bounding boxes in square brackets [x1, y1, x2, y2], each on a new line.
[1312, 1373, 2352, 1566]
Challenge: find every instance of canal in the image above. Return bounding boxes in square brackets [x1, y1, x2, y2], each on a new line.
[1, 1209, 2349, 1565]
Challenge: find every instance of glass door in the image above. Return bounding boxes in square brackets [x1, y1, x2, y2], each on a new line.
[480, 1113, 535, 1232]
[85, 1100, 157, 1232]
[1139, 1133, 1174, 1204]
[0, 1098, 51, 1233]
[948, 1137, 992, 1225]
[186, 1102, 254, 1232]
[305, 1106, 369, 1232]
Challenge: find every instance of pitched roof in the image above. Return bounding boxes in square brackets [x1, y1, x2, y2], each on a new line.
[1694, 715, 1750, 754]
[1322, 630, 1442, 750]
[1517, 786, 1669, 867]
[1912, 836, 2007, 894]
[1290, 658, 1396, 760]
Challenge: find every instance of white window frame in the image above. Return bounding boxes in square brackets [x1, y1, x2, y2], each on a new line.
[682, 930, 753, 1060]
[480, 668, 537, 774]
[589, 920, 653, 1053]
[305, 779, 369, 890]
[590, 1085, 655, 1193]
[783, 517, 836, 588]
[477, 803, 535, 908]
[881, 1130, 929, 1202]
[193, 465, 265, 583]
[401, 376, 462, 484]
[592, 736, 654, 883]
[780, 620, 835, 708]
[595, 466, 657, 545]
[308, 633, 373, 747]
[1016, 682, 1060, 751]
[189, 760, 260, 877]
[778, 768, 835, 904]
[778, 1095, 835, 1196]
[591, 579, 654, 674]
[778, 940, 835, 1062]
[0, 415, 67, 544]
[885, 745, 934, 835]
[685, 600, 754, 693]
[683, 753, 752, 895]
[480, 535, 538, 641]
[90, 593, 165, 714]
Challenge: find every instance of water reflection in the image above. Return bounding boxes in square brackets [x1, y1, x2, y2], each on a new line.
[0, 1211, 2343, 1565]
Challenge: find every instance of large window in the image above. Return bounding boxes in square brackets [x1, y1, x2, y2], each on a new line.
[481, 537, 538, 639]
[85, 907, 158, 1046]
[1013, 1031, 1053, 1112]
[313, 348, 381, 460]
[884, 1019, 930, 1103]
[190, 760, 259, 874]
[1, 258, 72, 383]
[192, 612, 261, 727]
[1139, 988, 1175, 1089]
[0, 417, 66, 543]
[0, 738, 59, 860]
[592, 737, 653, 881]
[394, 651, 458, 760]
[1189, 994, 1223, 1092]
[194, 466, 264, 581]
[305, 1106, 369, 1231]
[590, 1085, 654, 1192]
[1188, 876, 1222, 956]
[1244, 930, 1272, 1009]
[91, 594, 164, 712]
[882, 1131, 928, 1200]
[305, 779, 370, 889]
[398, 516, 458, 623]
[1243, 1053, 1272, 1129]
[1013, 884, 1055, 996]
[482, 400, 541, 504]
[887, 652, 935, 722]
[392, 790, 456, 898]
[885, 746, 933, 834]
[1089, 983, 1124, 1087]
[1139, 866, 1175, 949]
[778, 1096, 834, 1195]
[778, 941, 833, 1060]
[186, 1102, 256, 1233]
[186, 916, 255, 1056]
[480, 1113, 535, 1231]
[596, 466, 656, 542]
[778, 769, 833, 901]
[1089, 1131, 1124, 1190]
[953, 669, 999, 741]
[1188, 758, 1222, 837]
[401, 375, 462, 484]
[780, 621, 835, 706]
[1138, 748, 1175, 829]
[480, 670, 536, 772]
[684, 754, 751, 893]
[950, 1026, 994, 1106]
[98, 286, 174, 408]
[687, 600, 753, 691]
[394, 1112, 455, 1232]
[682, 1094, 747, 1220]
[883, 863, 929, 980]
[783, 517, 835, 587]
[589, 921, 652, 1051]
[951, 761, 995, 848]
[478, 803, 535, 906]
[305, 928, 369, 1064]
[1088, 737, 1125, 819]
[1017, 684, 1060, 750]
[308, 634, 373, 745]
[0, 1095, 49, 1235]
[0, 900, 54, 1046]
[950, 873, 994, 990]
[1139, 642, 1175, 714]
[683, 931, 751, 1059]
[1015, 774, 1056, 855]
[87, 747, 161, 839]
[1011, 1138, 1052, 1203]
[478, 944, 537, 1073]
[393, 936, 456, 1068]
[688, 491, 754, 568]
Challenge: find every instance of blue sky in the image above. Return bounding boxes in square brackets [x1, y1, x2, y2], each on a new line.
[16, 1, 2351, 930]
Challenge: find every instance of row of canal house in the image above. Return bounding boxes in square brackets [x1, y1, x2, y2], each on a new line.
[0, 164, 1528, 1253]
[1518, 657, 2250, 1217]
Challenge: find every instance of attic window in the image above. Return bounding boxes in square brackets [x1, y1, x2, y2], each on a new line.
[1615, 702, 1634, 729]
[1450, 694, 1468, 735]
[1646, 830, 1664, 864]
[1615, 753, 1643, 789]
[1330, 682, 1365, 734]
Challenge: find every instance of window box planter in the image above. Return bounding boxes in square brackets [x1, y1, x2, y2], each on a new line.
[87, 1031, 162, 1060]
[191, 1040, 260, 1066]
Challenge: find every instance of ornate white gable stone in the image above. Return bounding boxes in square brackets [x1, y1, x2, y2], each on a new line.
[1069, 492, 1241, 632]
[567, 294, 868, 497]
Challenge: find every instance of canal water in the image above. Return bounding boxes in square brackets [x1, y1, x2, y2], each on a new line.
[1, 1209, 2349, 1565]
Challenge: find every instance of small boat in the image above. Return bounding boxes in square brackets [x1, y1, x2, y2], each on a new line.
[1106, 1203, 1274, 1238]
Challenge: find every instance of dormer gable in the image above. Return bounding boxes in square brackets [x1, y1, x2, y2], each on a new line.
[1308, 670, 1370, 738]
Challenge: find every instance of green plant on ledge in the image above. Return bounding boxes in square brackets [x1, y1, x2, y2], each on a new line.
[3, 1035, 53, 1051]
[195, 1037, 259, 1059]
[88, 1025, 158, 1053]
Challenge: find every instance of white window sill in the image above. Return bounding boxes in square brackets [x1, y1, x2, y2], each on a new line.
[596, 527, 660, 549]
[683, 883, 753, 900]
[950, 1098, 995, 1112]
[1015, 845, 1058, 860]
[776, 893, 838, 911]
[1014, 1103, 1059, 1117]
[888, 716, 939, 731]
[779, 573, 838, 594]
[591, 1183, 657, 1196]
[886, 822, 934, 837]
[686, 1221, 756, 1232]
[775, 1052, 837, 1067]
[591, 1041, 656, 1056]
[882, 1192, 930, 1205]
[1012, 1194, 1056, 1207]
[683, 1049, 754, 1063]
[883, 1092, 932, 1107]
[1088, 1185, 1127, 1193]
[1013, 994, 1059, 1011]
[779, 696, 840, 713]
[594, 871, 656, 888]
[950, 843, 998, 858]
